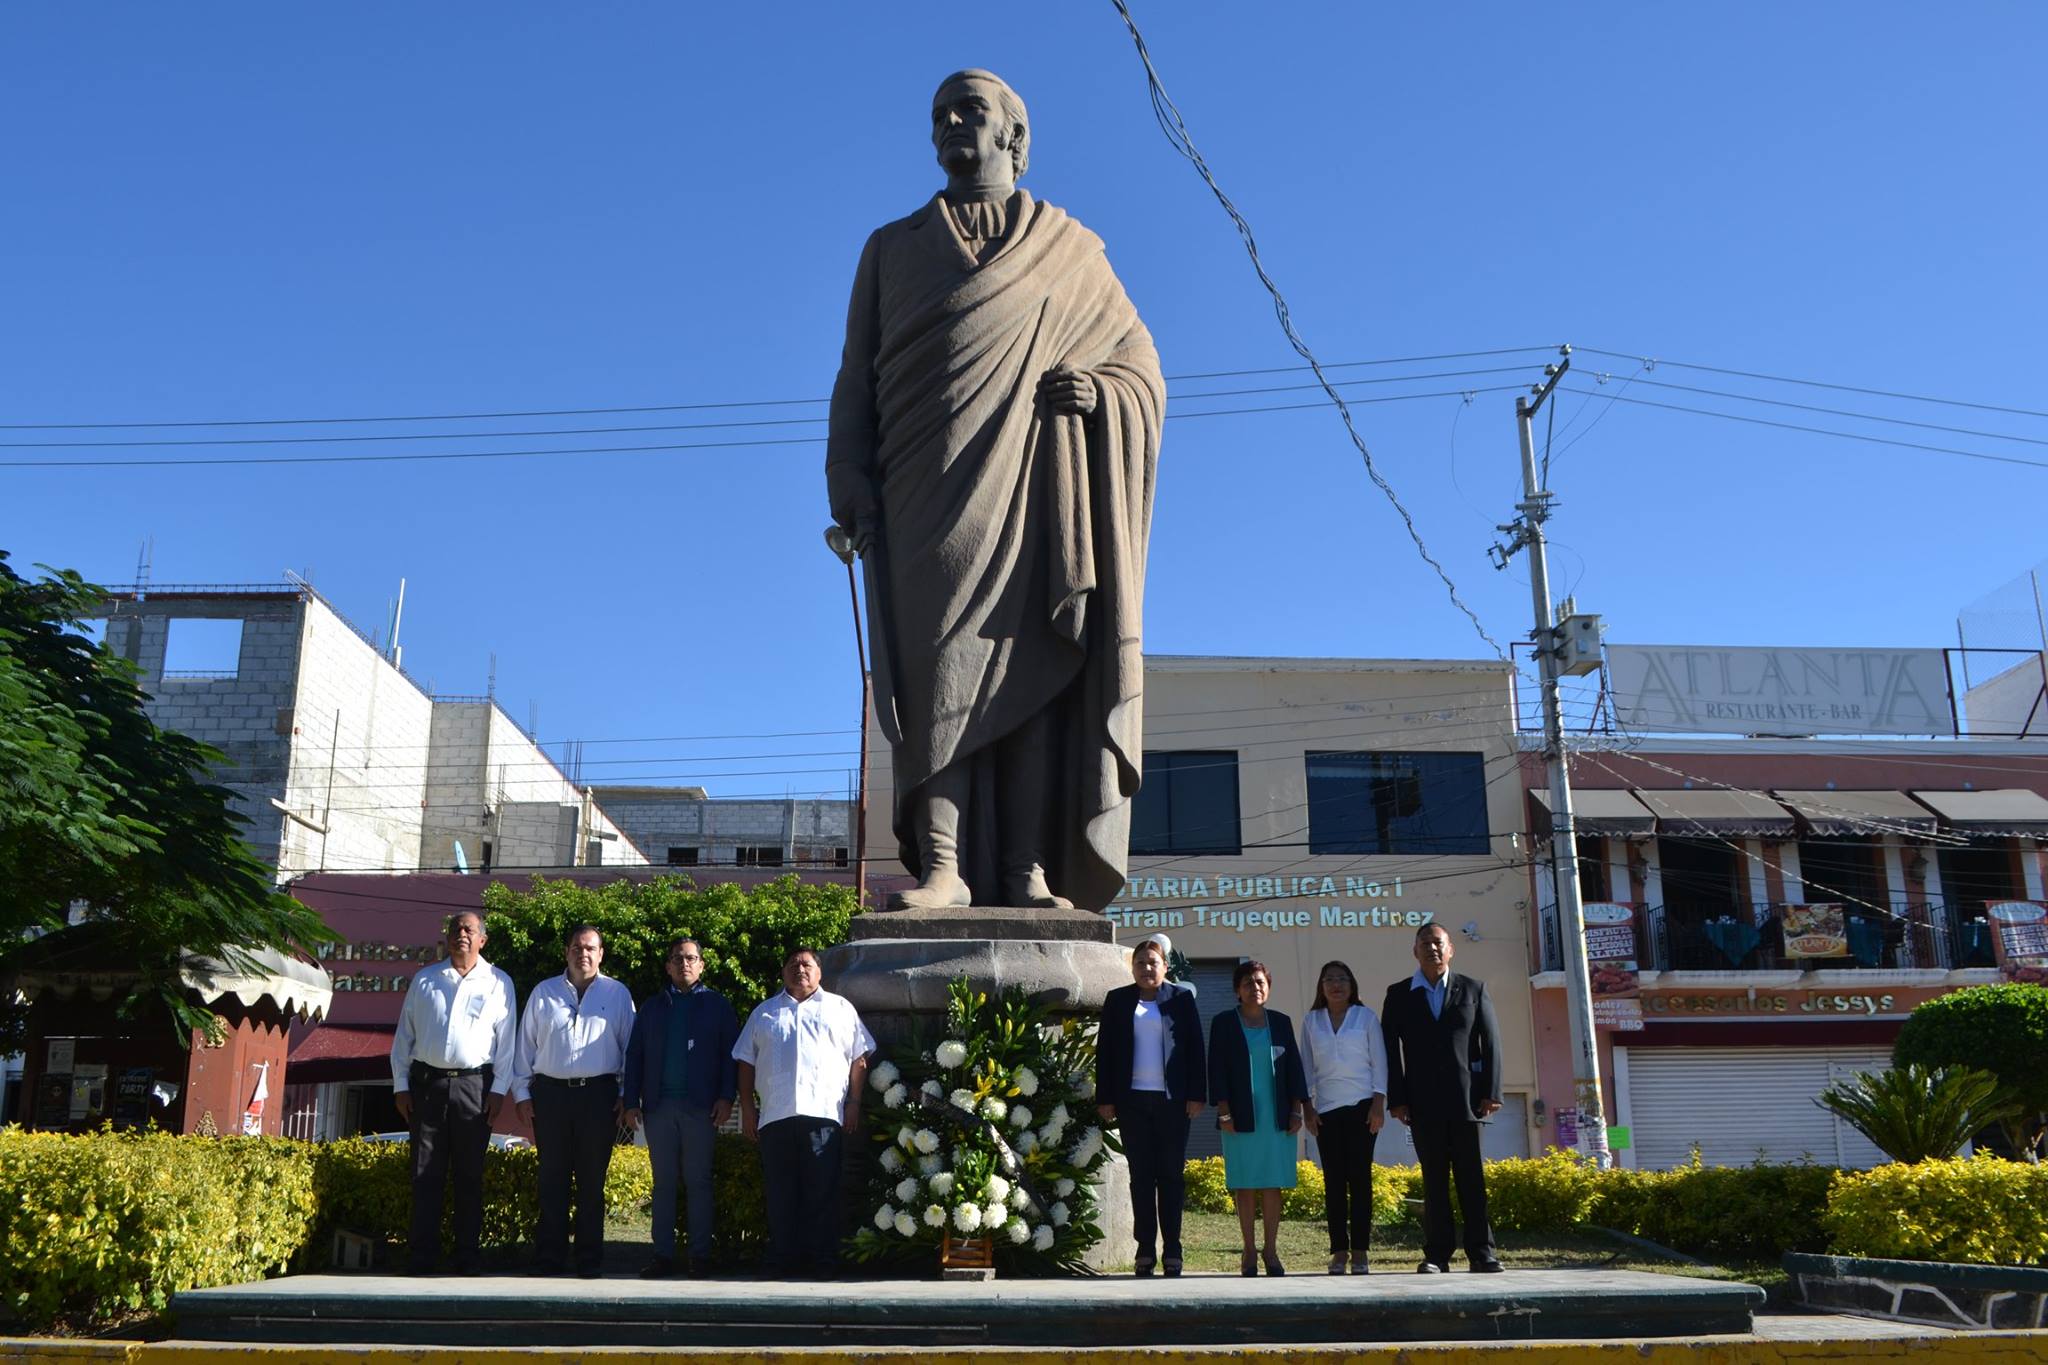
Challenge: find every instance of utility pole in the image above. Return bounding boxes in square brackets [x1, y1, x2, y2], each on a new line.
[1492, 344, 1611, 1169]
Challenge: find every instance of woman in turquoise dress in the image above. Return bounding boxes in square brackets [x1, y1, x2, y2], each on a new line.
[1208, 960, 1310, 1275]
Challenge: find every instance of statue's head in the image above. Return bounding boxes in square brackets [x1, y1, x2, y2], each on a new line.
[932, 69, 1029, 184]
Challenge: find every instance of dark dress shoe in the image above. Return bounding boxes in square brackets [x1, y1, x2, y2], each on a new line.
[1416, 1260, 1447, 1273]
[639, 1256, 675, 1279]
[687, 1256, 715, 1277]
[1133, 1253, 1156, 1277]
[576, 1263, 603, 1279]
[532, 1259, 567, 1277]
[1162, 1257, 1183, 1278]
[1471, 1258, 1506, 1274]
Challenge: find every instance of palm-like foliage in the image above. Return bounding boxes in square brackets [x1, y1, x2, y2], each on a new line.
[1816, 1063, 2023, 1164]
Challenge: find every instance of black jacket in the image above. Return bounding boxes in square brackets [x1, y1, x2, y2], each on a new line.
[1096, 982, 1207, 1107]
[1206, 1007, 1310, 1134]
[1380, 971, 1503, 1123]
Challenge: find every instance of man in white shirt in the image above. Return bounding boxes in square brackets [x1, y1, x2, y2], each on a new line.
[390, 910, 518, 1275]
[510, 923, 636, 1278]
[732, 946, 874, 1278]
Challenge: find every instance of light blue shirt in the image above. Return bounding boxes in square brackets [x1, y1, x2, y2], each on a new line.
[1409, 968, 1449, 1021]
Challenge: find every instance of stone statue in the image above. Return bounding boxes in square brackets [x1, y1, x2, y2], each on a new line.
[826, 70, 1164, 914]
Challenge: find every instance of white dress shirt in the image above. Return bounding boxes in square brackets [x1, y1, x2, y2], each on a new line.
[1129, 994, 1169, 1093]
[732, 987, 875, 1127]
[508, 972, 637, 1103]
[390, 957, 519, 1095]
[1301, 1003, 1388, 1113]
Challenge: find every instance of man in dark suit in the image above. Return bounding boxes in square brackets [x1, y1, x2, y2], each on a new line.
[1096, 938, 1206, 1277]
[1382, 922, 1504, 1274]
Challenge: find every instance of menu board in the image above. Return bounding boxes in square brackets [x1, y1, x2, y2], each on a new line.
[1987, 901, 2048, 984]
[1781, 904, 1850, 960]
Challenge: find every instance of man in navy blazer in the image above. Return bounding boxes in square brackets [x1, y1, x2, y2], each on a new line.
[623, 937, 739, 1277]
[1382, 921, 1504, 1274]
[1096, 939, 1206, 1276]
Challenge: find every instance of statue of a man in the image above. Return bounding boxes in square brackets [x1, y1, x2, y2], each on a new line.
[827, 70, 1164, 913]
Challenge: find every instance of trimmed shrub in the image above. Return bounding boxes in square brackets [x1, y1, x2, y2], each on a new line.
[1473, 1152, 1601, 1233]
[0, 1128, 319, 1329]
[1591, 1159, 1834, 1261]
[1824, 1154, 2048, 1265]
[1185, 1156, 1406, 1224]
[1893, 983, 2048, 1155]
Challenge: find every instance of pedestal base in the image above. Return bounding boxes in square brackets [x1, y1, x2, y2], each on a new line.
[822, 908, 1133, 1271]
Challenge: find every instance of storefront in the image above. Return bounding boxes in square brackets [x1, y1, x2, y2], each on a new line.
[1522, 737, 2048, 1168]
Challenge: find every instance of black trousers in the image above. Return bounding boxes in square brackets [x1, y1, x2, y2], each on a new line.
[530, 1074, 619, 1272]
[1317, 1101, 1379, 1255]
[407, 1064, 492, 1271]
[759, 1116, 844, 1275]
[1412, 1112, 1494, 1267]
[1120, 1090, 1191, 1261]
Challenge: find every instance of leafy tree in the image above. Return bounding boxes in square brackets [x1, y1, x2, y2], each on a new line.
[1816, 1063, 2022, 1164]
[479, 873, 859, 1010]
[1894, 984, 2048, 1159]
[0, 553, 335, 1046]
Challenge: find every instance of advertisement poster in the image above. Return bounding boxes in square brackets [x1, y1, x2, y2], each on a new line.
[69, 1063, 109, 1122]
[1583, 902, 1643, 1029]
[115, 1068, 157, 1125]
[34, 1075, 71, 1129]
[1987, 901, 2048, 984]
[1781, 904, 1850, 960]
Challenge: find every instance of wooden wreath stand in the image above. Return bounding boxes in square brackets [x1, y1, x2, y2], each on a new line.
[940, 1235, 996, 1281]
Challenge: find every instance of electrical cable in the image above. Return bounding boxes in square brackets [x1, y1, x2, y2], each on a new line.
[1109, 0, 1504, 658]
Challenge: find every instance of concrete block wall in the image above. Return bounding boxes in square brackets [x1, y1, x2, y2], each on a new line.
[594, 792, 851, 866]
[279, 597, 434, 875]
[419, 703, 492, 871]
[107, 599, 303, 867]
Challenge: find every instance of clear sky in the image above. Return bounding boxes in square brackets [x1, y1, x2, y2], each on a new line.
[5, 4, 2045, 796]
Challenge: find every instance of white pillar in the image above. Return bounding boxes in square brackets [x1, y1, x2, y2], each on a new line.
[1606, 836, 1633, 902]
[1779, 842, 1806, 903]
[1744, 839, 1772, 924]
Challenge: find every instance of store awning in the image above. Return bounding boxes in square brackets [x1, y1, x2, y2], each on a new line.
[1633, 788, 1799, 837]
[287, 1023, 395, 1085]
[178, 946, 332, 1022]
[1529, 787, 1658, 836]
[1912, 788, 2048, 837]
[1773, 790, 1940, 838]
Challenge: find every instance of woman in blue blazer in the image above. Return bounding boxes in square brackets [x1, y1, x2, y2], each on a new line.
[1208, 960, 1309, 1276]
[1096, 939, 1206, 1277]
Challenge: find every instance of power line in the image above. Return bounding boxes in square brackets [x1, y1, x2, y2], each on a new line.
[0, 366, 1542, 450]
[1574, 370, 2048, 451]
[1576, 348, 2048, 423]
[0, 385, 1527, 470]
[0, 347, 1554, 433]
[1110, 0, 1504, 659]
[1551, 386, 2048, 473]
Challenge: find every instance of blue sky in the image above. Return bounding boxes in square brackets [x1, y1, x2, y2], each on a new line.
[5, 4, 2045, 795]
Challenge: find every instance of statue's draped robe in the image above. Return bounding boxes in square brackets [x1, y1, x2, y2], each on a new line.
[827, 191, 1164, 912]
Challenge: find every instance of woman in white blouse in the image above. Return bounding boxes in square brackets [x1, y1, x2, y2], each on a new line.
[1300, 959, 1387, 1275]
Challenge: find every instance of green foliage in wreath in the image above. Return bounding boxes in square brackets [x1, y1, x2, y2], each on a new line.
[847, 979, 1114, 1272]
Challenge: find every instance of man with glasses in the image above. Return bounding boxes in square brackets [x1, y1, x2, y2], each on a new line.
[623, 936, 739, 1277]
[390, 910, 518, 1275]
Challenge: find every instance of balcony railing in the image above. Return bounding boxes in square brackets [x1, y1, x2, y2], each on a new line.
[1537, 896, 2012, 974]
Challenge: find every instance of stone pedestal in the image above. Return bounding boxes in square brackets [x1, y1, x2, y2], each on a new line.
[821, 906, 1134, 1272]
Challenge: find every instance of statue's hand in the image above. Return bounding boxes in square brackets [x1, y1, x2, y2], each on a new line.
[852, 514, 880, 557]
[1039, 366, 1099, 416]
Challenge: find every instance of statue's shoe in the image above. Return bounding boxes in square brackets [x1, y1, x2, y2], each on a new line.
[1001, 869, 1074, 910]
[888, 871, 973, 911]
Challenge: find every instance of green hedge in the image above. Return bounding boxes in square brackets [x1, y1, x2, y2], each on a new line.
[0, 1128, 318, 1329]
[1824, 1155, 2048, 1265]
[1180, 1149, 1831, 1258]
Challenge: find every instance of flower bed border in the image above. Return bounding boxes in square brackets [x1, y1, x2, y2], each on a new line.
[1784, 1251, 2048, 1329]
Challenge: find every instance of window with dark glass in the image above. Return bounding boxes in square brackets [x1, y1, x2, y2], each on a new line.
[1305, 751, 1489, 855]
[1130, 751, 1241, 856]
[666, 846, 700, 866]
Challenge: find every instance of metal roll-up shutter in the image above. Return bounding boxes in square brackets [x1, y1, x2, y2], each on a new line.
[1618, 1046, 1891, 1170]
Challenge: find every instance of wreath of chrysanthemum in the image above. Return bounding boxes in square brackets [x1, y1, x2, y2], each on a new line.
[848, 978, 1114, 1271]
